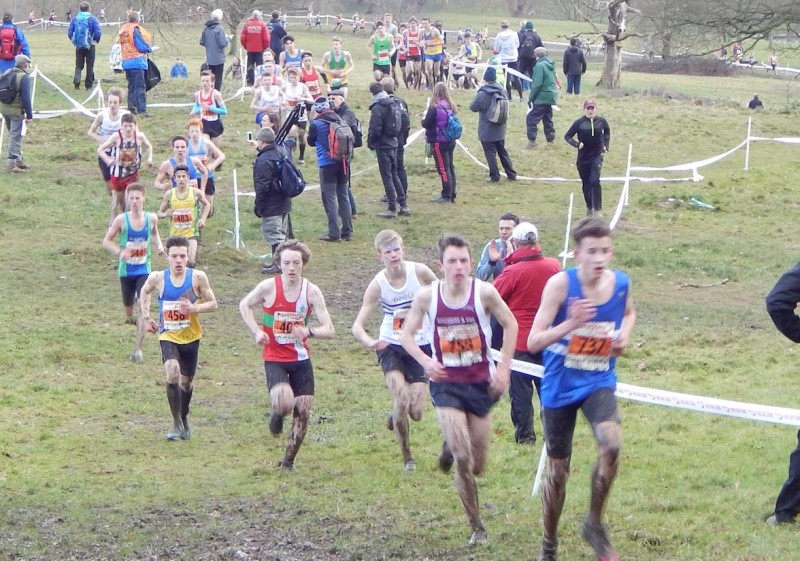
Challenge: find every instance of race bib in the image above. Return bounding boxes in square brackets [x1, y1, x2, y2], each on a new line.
[437, 323, 482, 367]
[273, 311, 305, 344]
[377, 50, 390, 60]
[172, 208, 194, 229]
[162, 300, 190, 331]
[565, 321, 615, 371]
[125, 240, 147, 265]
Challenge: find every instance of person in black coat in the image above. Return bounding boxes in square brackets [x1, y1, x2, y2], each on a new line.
[563, 37, 588, 95]
[253, 127, 291, 274]
[564, 99, 610, 217]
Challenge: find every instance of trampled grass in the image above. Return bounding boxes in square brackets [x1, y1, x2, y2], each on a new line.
[1, 17, 800, 561]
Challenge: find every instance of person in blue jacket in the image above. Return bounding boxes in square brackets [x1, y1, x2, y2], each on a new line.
[0, 13, 31, 75]
[67, 2, 102, 90]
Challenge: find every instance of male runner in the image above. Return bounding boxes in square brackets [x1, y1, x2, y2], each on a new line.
[299, 51, 326, 100]
[88, 87, 128, 215]
[527, 217, 636, 561]
[239, 240, 335, 471]
[190, 69, 228, 148]
[96, 112, 153, 218]
[400, 234, 518, 545]
[421, 17, 444, 88]
[154, 135, 208, 193]
[282, 68, 314, 164]
[366, 20, 394, 78]
[382, 13, 400, 82]
[187, 117, 225, 216]
[157, 164, 211, 268]
[140, 235, 218, 441]
[321, 36, 355, 98]
[101, 182, 164, 362]
[404, 17, 423, 89]
[278, 35, 303, 73]
[352, 230, 437, 471]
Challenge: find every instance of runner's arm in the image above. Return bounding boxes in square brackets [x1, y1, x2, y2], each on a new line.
[154, 162, 172, 191]
[481, 282, 517, 395]
[156, 192, 171, 218]
[189, 271, 218, 313]
[205, 141, 225, 173]
[612, 284, 636, 356]
[239, 280, 274, 345]
[149, 214, 165, 255]
[101, 215, 125, 257]
[96, 135, 117, 165]
[139, 271, 164, 327]
[399, 288, 443, 379]
[87, 113, 104, 142]
[527, 272, 592, 353]
[195, 188, 211, 226]
[415, 263, 438, 286]
[342, 52, 355, 75]
[192, 157, 208, 193]
[351, 279, 383, 349]
[138, 132, 154, 166]
[300, 284, 335, 340]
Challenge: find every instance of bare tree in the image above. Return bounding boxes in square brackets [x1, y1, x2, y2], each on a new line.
[506, 0, 535, 17]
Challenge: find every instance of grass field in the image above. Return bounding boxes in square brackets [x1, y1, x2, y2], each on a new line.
[2, 16, 800, 561]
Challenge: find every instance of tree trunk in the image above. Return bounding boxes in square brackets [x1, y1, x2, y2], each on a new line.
[599, 0, 630, 89]
[661, 32, 672, 60]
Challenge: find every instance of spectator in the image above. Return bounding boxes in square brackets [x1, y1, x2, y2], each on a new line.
[240, 9, 270, 87]
[476, 213, 519, 282]
[493, 20, 522, 102]
[329, 89, 361, 219]
[118, 10, 152, 116]
[252, 127, 291, 275]
[199, 8, 229, 91]
[67, 2, 102, 90]
[0, 13, 30, 75]
[469, 66, 517, 183]
[268, 11, 287, 58]
[563, 37, 587, 95]
[748, 93, 763, 110]
[368, 81, 406, 218]
[517, 22, 542, 90]
[170, 56, 188, 78]
[422, 82, 458, 203]
[526, 46, 557, 148]
[0, 54, 34, 172]
[564, 99, 611, 218]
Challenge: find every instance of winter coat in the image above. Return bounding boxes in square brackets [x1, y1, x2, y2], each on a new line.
[469, 82, 508, 142]
[253, 143, 291, 217]
[368, 95, 399, 150]
[199, 20, 229, 66]
[422, 99, 454, 144]
[529, 56, 557, 106]
[562, 46, 587, 76]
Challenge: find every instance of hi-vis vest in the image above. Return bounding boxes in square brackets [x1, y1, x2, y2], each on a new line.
[118, 22, 151, 61]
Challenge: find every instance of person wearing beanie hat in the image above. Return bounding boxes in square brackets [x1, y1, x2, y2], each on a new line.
[518, 21, 542, 92]
[526, 45, 558, 148]
[307, 81, 353, 242]
[565, 99, 611, 217]
[0, 49, 33, 172]
[0, 13, 31, 75]
[252, 123, 291, 274]
[469, 63, 517, 183]
[493, 220, 561, 446]
[200, 6, 230, 91]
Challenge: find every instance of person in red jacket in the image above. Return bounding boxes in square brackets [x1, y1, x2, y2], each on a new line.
[493, 222, 561, 445]
[240, 9, 270, 87]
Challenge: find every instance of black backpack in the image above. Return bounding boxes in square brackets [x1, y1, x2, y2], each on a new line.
[383, 100, 402, 138]
[0, 68, 20, 104]
[520, 33, 537, 59]
[394, 97, 410, 138]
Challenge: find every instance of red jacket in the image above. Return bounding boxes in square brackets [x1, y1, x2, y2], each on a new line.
[240, 18, 270, 52]
[493, 246, 561, 352]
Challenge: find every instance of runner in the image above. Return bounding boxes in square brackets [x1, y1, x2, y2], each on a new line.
[400, 234, 518, 545]
[404, 17, 423, 89]
[366, 20, 394, 79]
[333, 14, 343, 34]
[527, 217, 636, 561]
[88, 87, 129, 208]
[190, 69, 227, 148]
[352, 230, 437, 471]
[250, 70, 284, 126]
[154, 135, 208, 194]
[299, 51, 326, 100]
[278, 35, 303, 73]
[101, 182, 164, 363]
[321, 36, 355, 98]
[282, 68, 313, 164]
[421, 17, 444, 88]
[238, 240, 335, 472]
[96, 112, 153, 218]
[140, 235, 218, 441]
[458, 32, 482, 88]
[383, 13, 400, 83]
[156, 164, 211, 268]
[186, 117, 225, 216]
[396, 22, 409, 88]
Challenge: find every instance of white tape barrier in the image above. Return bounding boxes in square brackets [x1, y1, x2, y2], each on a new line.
[489, 348, 800, 427]
[450, 60, 532, 82]
[31, 68, 101, 119]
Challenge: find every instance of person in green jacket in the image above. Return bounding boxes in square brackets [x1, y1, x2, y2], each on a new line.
[526, 46, 557, 148]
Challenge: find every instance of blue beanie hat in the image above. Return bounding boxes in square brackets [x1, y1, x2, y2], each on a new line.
[484, 67, 497, 82]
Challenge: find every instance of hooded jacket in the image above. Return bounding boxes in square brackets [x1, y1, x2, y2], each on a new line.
[562, 46, 587, 76]
[268, 18, 286, 55]
[529, 56, 557, 106]
[469, 81, 508, 142]
[368, 92, 398, 150]
[199, 19, 229, 66]
[253, 142, 291, 218]
[421, 98, 454, 144]
[240, 17, 269, 53]
[308, 110, 345, 168]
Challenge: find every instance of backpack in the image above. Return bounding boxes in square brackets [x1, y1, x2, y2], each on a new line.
[0, 26, 18, 61]
[327, 117, 355, 162]
[441, 109, 462, 141]
[519, 33, 536, 59]
[71, 15, 91, 49]
[394, 97, 410, 137]
[486, 90, 509, 125]
[382, 100, 402, 138]
[274, 153, 306, 198]
[0, 68, 20, 104]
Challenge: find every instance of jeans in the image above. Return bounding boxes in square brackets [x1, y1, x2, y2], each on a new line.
[481, 140, 516, 181]
[566, 73, 582, 95]
[578, 155, 604, 211]
[526, 104, 555, 143]
[3, 114, 24, 166]
[208, 63, 224, 91]
[245, 51, 263, 86]
[376, 147, 405, 210]
[74, 45, 96, 89]
[319, 163, 353, 239]
[509, 351, 543, 443]
[431, 141, 456, 201]
[125, 68, 147, 114]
